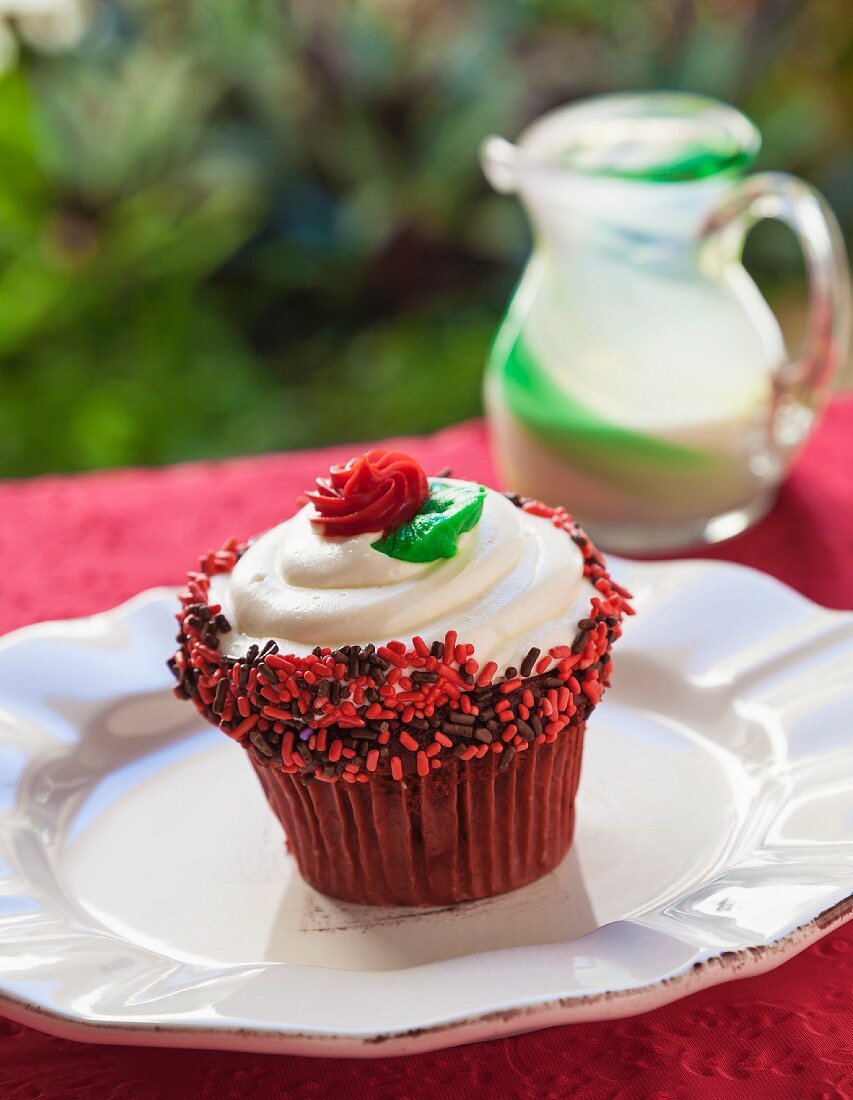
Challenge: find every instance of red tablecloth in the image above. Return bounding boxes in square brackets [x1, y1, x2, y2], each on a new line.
[1, 400, 852, 1099]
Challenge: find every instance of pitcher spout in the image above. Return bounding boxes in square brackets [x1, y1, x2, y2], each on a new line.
[481, 94, 765, 248]
[480, 136, 520, 194]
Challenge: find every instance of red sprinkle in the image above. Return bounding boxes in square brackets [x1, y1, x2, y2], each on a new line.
[229, 714, 258, 739]
[262, 706, 291, 722]
[378, 646, 407, 668]
[476, 661, 498, 687]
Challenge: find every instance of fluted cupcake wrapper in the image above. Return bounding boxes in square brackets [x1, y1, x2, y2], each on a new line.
[251, 719, 586, 907]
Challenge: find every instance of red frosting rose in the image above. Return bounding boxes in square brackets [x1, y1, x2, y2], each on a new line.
[305, 449, 429, 537]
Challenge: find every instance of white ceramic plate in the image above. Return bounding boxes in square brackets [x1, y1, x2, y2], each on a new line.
[0, 559, 851, 1058]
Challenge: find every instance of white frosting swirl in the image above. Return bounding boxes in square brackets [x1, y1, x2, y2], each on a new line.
[217, 483, 592, 669]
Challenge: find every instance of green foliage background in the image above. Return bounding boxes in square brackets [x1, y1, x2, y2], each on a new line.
[0, 0, 850, 476]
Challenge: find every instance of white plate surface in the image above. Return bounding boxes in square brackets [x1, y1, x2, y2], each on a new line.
[0, 559, 851, 1057]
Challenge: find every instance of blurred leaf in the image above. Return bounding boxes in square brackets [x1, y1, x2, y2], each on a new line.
[0, 0, 848, 477]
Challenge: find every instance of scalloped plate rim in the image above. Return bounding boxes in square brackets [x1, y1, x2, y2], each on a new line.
[0, 894, 850, 1059]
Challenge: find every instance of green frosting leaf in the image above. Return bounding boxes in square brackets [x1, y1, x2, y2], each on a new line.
[372, 478, 486, 562]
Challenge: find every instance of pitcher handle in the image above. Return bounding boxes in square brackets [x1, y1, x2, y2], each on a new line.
[702, 172, 850, 451]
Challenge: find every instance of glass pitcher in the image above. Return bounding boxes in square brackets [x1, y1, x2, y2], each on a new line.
[482, 93, 850, 552]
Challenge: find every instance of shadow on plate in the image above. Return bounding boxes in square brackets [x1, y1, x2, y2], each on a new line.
[264, 845, 597, 971]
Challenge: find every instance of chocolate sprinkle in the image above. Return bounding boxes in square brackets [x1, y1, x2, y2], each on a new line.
[411, 671, 439, 685]
[520, 647, 540, 677]
[211, 677, 229, 716]
[443, 722, 476, 739]
[250, 729, 276, 757]
[498, 745, 516, 772]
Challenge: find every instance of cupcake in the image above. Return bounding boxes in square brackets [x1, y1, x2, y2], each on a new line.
[169, 449, 632, 906]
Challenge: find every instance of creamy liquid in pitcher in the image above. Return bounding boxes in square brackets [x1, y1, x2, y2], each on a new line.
[485, 102, 788, 536]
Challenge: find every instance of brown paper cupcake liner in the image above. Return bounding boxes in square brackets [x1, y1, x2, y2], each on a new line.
[251, 717, 586, 907]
